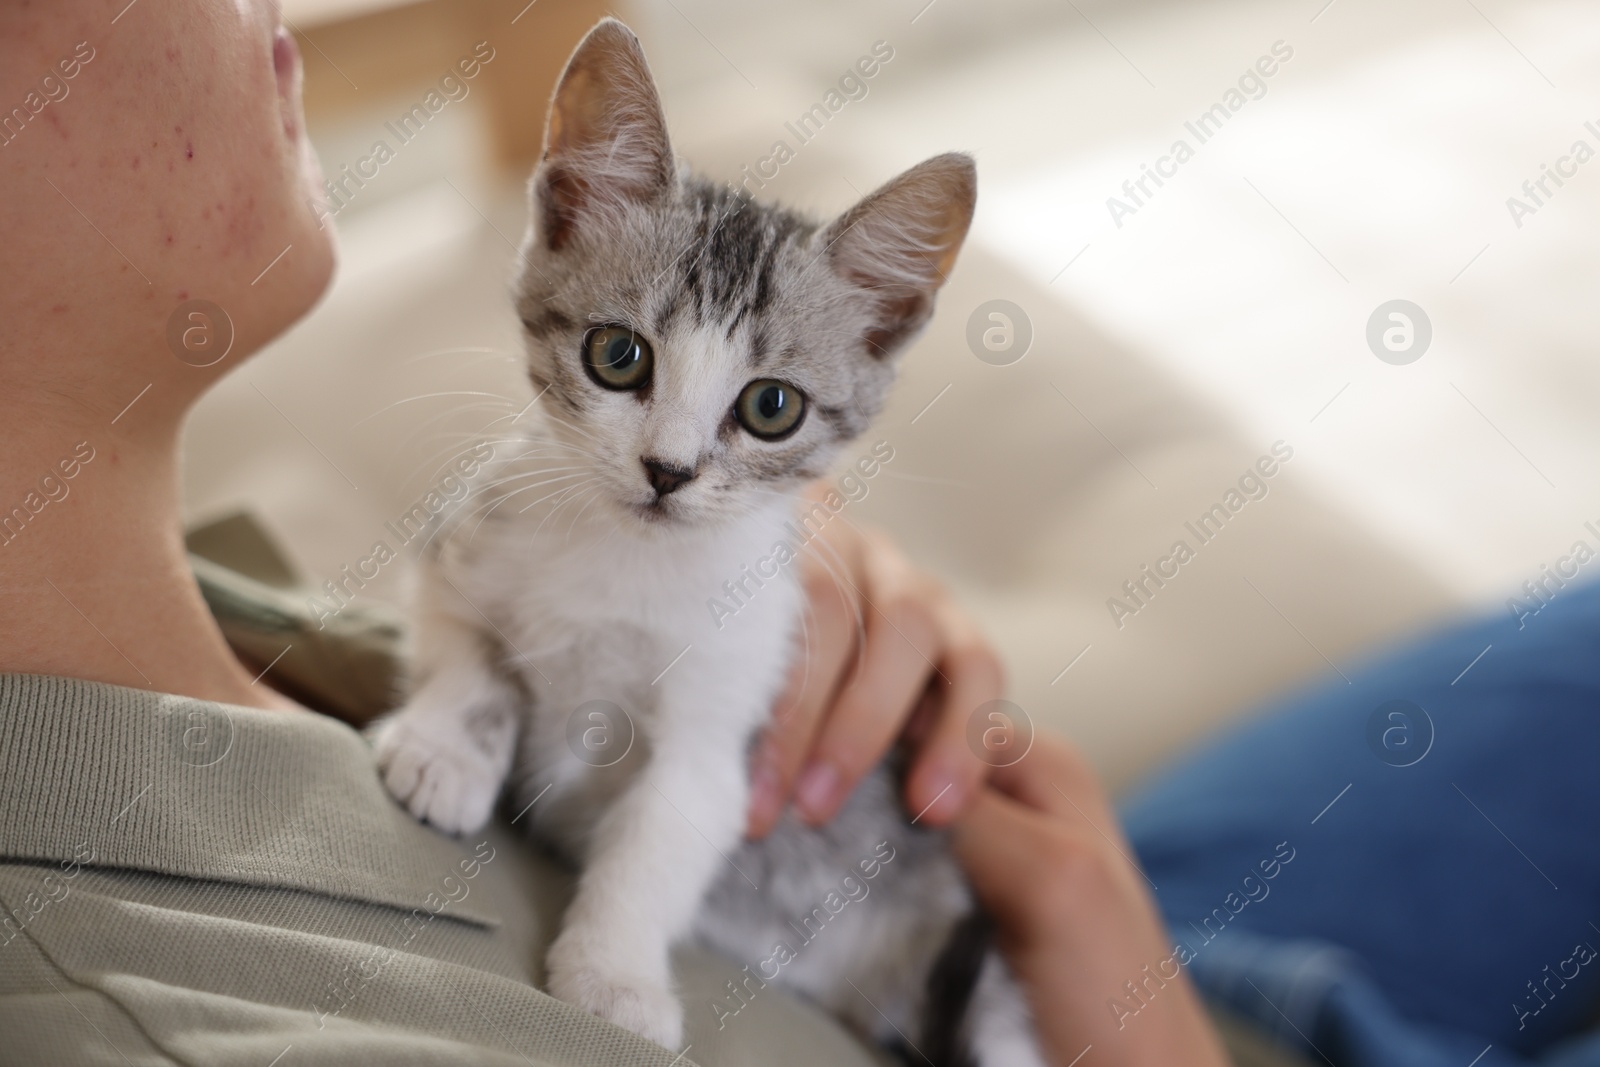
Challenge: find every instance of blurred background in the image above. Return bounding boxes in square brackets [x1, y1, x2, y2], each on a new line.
[184, 0, 1600, 791]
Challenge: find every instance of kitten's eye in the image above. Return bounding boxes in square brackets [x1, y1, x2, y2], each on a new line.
[735, 379, 806, 440]
[583, 326, 653, 391]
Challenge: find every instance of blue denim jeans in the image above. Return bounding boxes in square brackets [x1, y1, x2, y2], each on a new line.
[1121, 579, 1600, 1066]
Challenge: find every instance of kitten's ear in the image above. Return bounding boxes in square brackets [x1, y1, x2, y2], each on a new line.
[823, 153, 977, 359]
[534, 19, 674, 251]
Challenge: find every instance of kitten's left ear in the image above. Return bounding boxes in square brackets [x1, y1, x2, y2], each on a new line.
[534, 19, 674, 251]
[823, 152, 977, 359]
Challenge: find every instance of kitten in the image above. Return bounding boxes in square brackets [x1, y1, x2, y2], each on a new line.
[372, 19, 1046, 1067]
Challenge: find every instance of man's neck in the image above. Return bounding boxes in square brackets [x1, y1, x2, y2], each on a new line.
[0, 411, 298, 712]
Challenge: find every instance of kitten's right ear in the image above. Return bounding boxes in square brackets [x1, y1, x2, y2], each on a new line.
[534, 19, 674, 251]
[823, 153, 977, 361]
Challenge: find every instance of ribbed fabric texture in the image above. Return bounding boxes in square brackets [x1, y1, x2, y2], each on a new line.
[0, 672, 883, 1067]
[0, 672, 499, 924]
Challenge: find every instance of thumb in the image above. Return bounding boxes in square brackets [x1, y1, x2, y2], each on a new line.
[949, 785, 1060, 927]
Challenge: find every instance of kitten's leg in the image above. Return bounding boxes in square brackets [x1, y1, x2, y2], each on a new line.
[372, 561, 521, 835]
[545, 678, 756, 1049]
[966, 952, 1050, 1067]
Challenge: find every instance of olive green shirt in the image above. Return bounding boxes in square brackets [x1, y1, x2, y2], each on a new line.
[0, 515, 1300, 1066]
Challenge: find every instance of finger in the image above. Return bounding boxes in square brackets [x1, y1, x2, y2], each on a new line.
[948, 786, 1067, 925]
[953, 784, 1143, 944]
[794, 549, 942, 825]
[904, 609, 1006, 827]
[988, 733, 1131, 853]
[901, 684, 942, 749]
[746, 553, 862, 837]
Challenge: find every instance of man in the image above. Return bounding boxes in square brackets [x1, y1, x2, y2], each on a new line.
[0, 2, 1231, 1064]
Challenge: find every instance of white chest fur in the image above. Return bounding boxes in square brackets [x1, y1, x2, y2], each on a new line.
[375, 438, 809, 1049]
[439, 460, 805, 857]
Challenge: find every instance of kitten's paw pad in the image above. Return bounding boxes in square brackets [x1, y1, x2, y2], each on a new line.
[548, 960, 683, 1050]
[372, 716, 500, 835]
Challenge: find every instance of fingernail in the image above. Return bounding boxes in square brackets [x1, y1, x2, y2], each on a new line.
[928, 780, 960, 825]
[748, 763, 783, 831]
[795, 761, 839, 820]
[917, 775, 965, 824]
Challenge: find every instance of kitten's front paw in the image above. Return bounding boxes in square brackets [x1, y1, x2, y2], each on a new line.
[372, 713, 502, 835]
[546, 940, 684, 1050]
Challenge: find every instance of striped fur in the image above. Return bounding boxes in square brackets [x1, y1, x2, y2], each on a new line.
[374, 18, 1043, 1067]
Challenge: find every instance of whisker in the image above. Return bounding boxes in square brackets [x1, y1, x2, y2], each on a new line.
[354, 390, 519, 429]
[390, 405, 527, 466]
[530, 481, 597, 538]
[428, 468, 587, 548]
[478, 464, 591, 490]
[411, 471, 578, 558]
[563, 483, 606, 541]
[462, 472, 590, 542]
[537, 409, 606, 448]
[399, 433, 540, 490]
[471, 468, 592, 505]
[800, 534, 869, 680]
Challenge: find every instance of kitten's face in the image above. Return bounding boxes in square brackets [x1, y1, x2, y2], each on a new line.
[518, 181, 883, 529]
[513, 20, 975, 532]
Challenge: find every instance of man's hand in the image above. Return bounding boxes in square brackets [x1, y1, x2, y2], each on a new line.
[742, 503, 1228, 1062]
[952, 735, 1231, 1066]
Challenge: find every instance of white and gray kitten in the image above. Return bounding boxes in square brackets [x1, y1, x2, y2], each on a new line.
[372, 19, 1045, 1067]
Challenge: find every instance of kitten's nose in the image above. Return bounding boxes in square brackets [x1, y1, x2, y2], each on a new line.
[642, 457, 696, 497]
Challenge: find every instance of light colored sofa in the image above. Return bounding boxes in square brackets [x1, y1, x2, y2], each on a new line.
[186, 0, 1600, 793]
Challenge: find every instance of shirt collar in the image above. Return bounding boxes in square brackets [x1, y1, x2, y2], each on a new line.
[0, 672, 498, 926]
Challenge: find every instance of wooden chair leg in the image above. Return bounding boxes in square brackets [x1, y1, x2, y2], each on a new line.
[471, 0, 622, 175]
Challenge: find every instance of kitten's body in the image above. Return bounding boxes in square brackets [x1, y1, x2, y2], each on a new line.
[374, 20, 1045, 1066]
